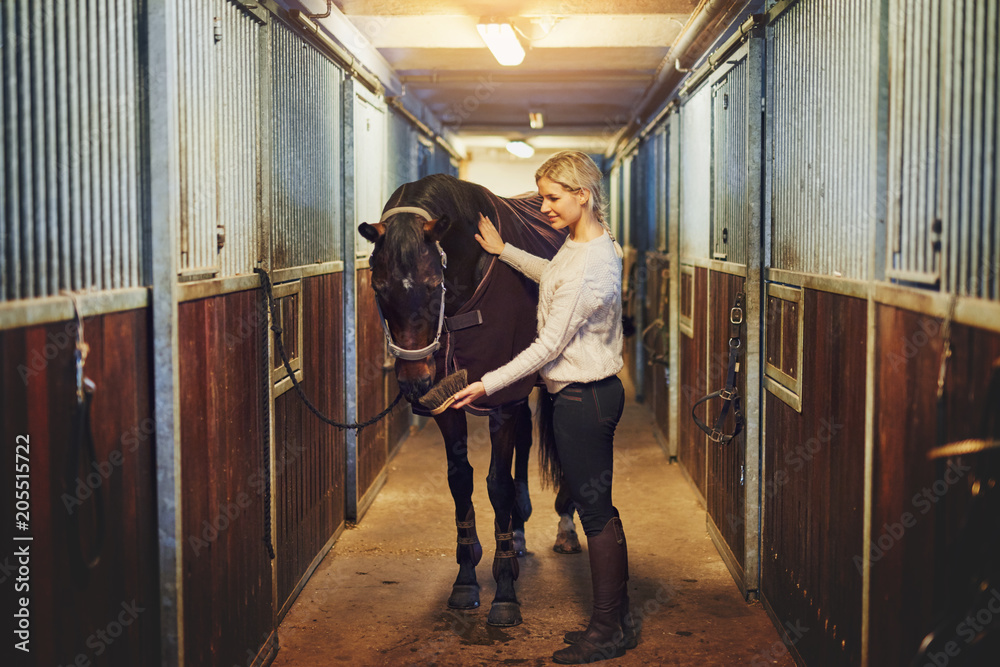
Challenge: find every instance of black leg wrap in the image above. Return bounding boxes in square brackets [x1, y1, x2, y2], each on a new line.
[487, 520, 522, 627]
[448, 507, 482, 610]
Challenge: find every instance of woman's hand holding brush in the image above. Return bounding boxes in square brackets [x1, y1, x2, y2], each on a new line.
[450, 381, 486, 409]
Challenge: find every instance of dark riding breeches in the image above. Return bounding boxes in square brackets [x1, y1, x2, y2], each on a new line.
[551, 375, 625, 536]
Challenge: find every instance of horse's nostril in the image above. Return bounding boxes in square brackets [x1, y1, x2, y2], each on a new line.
[400, 377, 434, 402]
[413, 378, 433, 398]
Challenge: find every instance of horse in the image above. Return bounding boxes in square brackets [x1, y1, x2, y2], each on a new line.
[358, 173, 571, 627]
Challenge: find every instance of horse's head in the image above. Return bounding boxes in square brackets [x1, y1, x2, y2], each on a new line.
[359, 209, 448, 402]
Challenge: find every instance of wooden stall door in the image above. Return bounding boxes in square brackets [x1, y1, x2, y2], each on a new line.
[274, 274, 348, 616]
[1, 312, 159, 667]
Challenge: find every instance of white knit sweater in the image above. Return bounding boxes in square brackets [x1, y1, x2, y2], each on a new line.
[481, 231, 624, 396]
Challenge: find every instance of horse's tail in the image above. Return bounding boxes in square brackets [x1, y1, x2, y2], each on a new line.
[536, 387, 562, 488]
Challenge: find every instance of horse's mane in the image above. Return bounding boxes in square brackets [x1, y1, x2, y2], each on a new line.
[379, 175, 491, 272]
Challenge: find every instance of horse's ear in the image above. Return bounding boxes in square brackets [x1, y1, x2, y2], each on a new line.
[422, 217, 445, 240]
[358, 222, 385, 243]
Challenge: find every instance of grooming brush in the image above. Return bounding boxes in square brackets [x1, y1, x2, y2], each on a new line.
[418, 369, 469, 415]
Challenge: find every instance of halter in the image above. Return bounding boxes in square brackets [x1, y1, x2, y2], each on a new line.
[374, 206, 448, 361]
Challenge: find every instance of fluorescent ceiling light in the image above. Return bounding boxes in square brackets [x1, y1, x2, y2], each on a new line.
[477, 22, 525, 66]
[506, 140, 535, 158]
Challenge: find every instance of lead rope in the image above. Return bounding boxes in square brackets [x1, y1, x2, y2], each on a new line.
[254, 268, 405, 434]
[257, 286, 276, 560]
[64, 292, 106, 576]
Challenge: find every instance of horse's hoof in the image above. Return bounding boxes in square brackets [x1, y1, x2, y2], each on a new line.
[513, 529, 526, 557]
[447, 584, 480, 610]
[553, 529, 582, 554]
[487, 601, 522, 627]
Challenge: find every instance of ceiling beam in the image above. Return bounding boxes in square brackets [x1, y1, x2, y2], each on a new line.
[400, 71, 651, 84]
[345, 14, 687, 49]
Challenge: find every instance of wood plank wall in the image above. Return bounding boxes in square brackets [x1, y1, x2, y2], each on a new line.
[869, 307, 1000, 666]
[678, 266, 709, 501]
[705, 271, 747, 569]
[643, 253, 670, 440]
[179, 289, 274, 666]
[761, 289, 867, 667]
[355, 269, 390, 502]
[274, 273, 348, 610]
[0, 311, 159, 667]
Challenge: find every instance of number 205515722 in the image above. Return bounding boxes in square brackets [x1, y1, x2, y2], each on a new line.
[15, 435, 30, 526]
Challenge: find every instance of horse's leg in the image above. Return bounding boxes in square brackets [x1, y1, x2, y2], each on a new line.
[433, 409, 482, 609]
[485, 404, 524, 627]
[553, 476, 582, 554]
[510, 400, 532, 556]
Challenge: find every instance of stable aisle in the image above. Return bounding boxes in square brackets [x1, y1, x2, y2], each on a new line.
[271, 398, 796, 666]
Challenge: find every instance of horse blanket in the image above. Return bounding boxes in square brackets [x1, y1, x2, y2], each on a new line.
[418, 188, 566, 417]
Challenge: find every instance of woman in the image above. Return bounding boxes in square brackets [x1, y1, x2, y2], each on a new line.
[451, 150, 634, 664]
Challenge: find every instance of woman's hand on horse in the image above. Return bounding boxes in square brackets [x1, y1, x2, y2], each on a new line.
[475, 214, 505, 255]
[450, 381, 486, 409]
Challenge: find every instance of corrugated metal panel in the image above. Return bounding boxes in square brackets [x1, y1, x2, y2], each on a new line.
[769, 0, 877, 280]
[177, 0, 216, 274]
[176, 0, 262, 277]
[353, 89, 386, 257]
[656, 126, 669, 253]
[680, 84, 712, 260]
[632, 136, 657, 252]
[712, 55, 751, 266]
[218, 1, 263, 277]
[271, 19, 342, 270]
[386, 108, 419, 192]
[1, 0, 142, 302]
[621, 155, 633, 248]
[609, 163, 622, 241]
[888, 0, 998, 300]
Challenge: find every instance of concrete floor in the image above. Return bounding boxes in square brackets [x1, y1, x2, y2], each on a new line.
[271, 396, 797, 667]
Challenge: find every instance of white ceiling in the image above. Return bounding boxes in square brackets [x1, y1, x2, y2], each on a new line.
[332, 0, 702, 150]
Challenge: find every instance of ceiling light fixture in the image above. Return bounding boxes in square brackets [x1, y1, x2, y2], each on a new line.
[477, 21, 525, 67]
[506, 140, 535, 158]
[529, 111, 544, 129]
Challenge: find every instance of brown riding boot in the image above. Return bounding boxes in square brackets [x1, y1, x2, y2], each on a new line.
[563, 514, 636, 649]
[552, 517, 629, 664]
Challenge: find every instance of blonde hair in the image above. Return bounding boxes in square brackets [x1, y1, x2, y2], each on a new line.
[535, 150, 609, 230]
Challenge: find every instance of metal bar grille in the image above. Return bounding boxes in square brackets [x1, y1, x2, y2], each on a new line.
[270, 20, 342, 270]
[1, 0, 143, 302]
[769, 0, 876, 280]
[712, 55, 750, 266]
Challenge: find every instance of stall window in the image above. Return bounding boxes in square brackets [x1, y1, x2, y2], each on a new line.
[680, 264, 695, 338]
[270, 280, 304, 397]
[764, 283, 803, 412]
